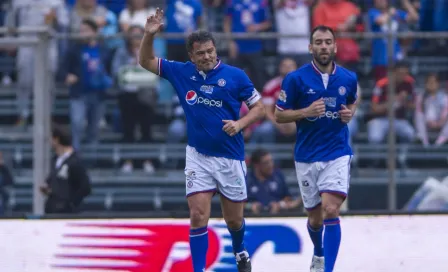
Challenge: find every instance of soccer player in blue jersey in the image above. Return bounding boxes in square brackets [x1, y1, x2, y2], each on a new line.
[275, 25, 358, 272]
[138, 9, 265, 272]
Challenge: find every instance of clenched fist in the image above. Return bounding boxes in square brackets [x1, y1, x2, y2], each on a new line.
[222, 120, 241, 137]
[339, 104, 353, 123]
[305, 98, 326, 118]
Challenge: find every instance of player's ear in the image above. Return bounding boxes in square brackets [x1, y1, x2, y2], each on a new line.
[188, 52, 193, 62]
[308, 44, 312, 54]
[334, 41, 338, 54]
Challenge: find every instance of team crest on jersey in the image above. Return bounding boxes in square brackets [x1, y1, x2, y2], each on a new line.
[323, 97, 337, 108]
[200, 85, 214, 94]
[217, 78, 226, 87]
[279, 90, 287, 102]
[338, 86, 346, 96]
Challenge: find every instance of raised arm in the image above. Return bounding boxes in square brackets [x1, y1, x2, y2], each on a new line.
[138, 8, 164, 74]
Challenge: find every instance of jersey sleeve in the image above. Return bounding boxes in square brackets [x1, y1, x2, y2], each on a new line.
[194, 1, 203, 19]
[225, 0, 234, 16]
[397, 10, 408, 21]
[157, 58, 185, 83]
[259, 0, 271, 22]
[237, 70, 261, 107]
[347, 74, 358, 105]
[276, 73, 298, 111]
[368, 9, 382, 27]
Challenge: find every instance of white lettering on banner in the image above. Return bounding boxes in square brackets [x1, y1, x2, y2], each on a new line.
[0, 216, 446, 272]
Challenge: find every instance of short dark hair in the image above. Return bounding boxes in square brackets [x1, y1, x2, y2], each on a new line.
[251, 148, 270, 164]
[394, 60, 409, 70]
[426, 72, 439, 82]
[81, 18, 99, 32]
[52, 125, 72, 147]
[186, 30, 216, 53]
[310, 25, 336, 43]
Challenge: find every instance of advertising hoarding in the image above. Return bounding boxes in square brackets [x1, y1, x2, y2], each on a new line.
[0, 215, 446, 272]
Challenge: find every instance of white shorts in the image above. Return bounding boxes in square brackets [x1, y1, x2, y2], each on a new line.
[295, 155, 352, 210]
[185, 145, 248, 202]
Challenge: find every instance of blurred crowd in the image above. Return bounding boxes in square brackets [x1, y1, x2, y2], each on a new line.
[0, 0, 447, 174]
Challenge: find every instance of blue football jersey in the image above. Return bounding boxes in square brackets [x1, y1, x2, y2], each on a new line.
[158, 59, 261, 160]
[276, 62, 358, 163]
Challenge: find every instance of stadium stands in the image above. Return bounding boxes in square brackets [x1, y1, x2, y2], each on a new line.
[1, 53, 448, 214]
[1, 0, 448, 215]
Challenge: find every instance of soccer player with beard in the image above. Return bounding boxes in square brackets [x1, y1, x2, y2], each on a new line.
[274, 25, 358, 272]
[139, 8, 265, 272]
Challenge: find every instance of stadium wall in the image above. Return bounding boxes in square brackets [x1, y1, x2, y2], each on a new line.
[0, 215, 446, 272]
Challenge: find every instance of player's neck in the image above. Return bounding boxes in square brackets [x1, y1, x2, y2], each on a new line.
[87, 40, 98, 47]
[56, 146, 74, 157]
[254, 169, 267, 182]
[196, 59, 219, 74]
[313, 60, 334, 74]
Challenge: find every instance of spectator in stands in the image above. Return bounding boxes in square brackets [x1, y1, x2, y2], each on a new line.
[274, 0, 313, 67]
[245, 57, 297, 143]
[69, 0, 120, 50]
[224, 0, 272, 92]
[163, 96, 186, 169]
[5, 0, 68, 127]
[0, 151, 14, 215]
[65, 19, 112, 150]
[368, 0, 418, 81]
[246, 148, 301, 215]
[67, 0, 126, 16]
[313, 0, 361, 69]
[368, 61, 415, 144]
[118, 0, 156, 32]
[41, 125, 91, 214]
[415, 73, 448, 147]
[166, 96, 186, 143]
[348, 83, 362, 146]
[0, 0, 14, 86]
[204, 0, 225, 32]
[165, 0, 203, 62]
[112, 25, 157, 173]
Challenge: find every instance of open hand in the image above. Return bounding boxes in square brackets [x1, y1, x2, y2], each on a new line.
[222, 120, 242, 136]
[339, 104, 352, 123]
[145, 8, 164, 35]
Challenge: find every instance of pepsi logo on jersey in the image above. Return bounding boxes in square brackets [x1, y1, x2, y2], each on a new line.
[185, 90, 223, 107]
[306, 111, 340, 122]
